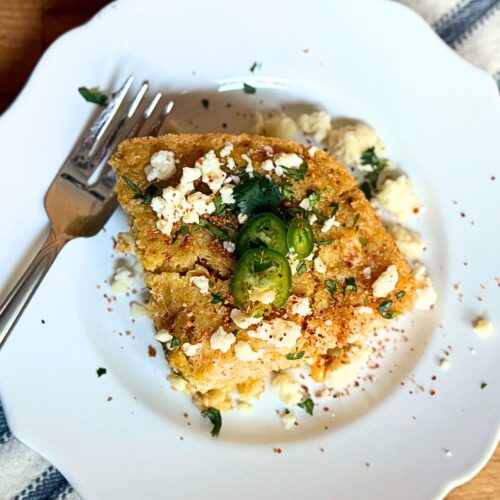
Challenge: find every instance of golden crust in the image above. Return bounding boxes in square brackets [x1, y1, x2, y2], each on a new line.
[110, 133, 416, 407]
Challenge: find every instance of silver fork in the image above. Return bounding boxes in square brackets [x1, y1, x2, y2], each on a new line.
[0, 76, 172, 348]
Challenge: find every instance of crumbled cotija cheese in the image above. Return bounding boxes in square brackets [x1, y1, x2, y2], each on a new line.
[297, 111, 332, 142]
[210, 326, 236, 353]
[223, 241, 236, 253]
[110, 266, 134, 293]
[183, 192, 215, 224]
[414, 264, 437, 310]
[291, 297, 312, 316]
[308, 146, 318, 157]
[321, 215, 340, 233]
[271, 371, 304, 405]
[220, 185, 235, 204]
[249, 318, 301, 349]
[151, 187, 188, 235]
[155, 330, 173, 343]
[219, 142, 234, 157]
[234, 341, 263, 362]
[327, 123, 385, 166]
[130, 301, 147, 319]
[473, 318, 494, 337]
[167, 373, 187, 392]
[274, 152, 303, 169]
[177, 166, 202, 195]
[189, 275, 210, 294]
[373, 175, 420, 222]
[371, 265, 398, 298]
[253, 112, 297, 140]
[230, 309, 262, 329]
[182, 342, 203, 357]
[280, 411, 297, 430]
[314, 256, 327, 274]
[324, 345, 371, 388]
[388, 225, 424, 259]
[261, 159, 275, 172]
[144, 150, 176, 181]
[237, 213, 249, 224]
[197, 150, 226, 192]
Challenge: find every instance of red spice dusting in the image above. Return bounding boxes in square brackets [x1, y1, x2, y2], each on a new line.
[491, 176, 496, 181]
[413, 207, 420, 214]
[431, 375, 437, 381]
[107, 396, 113, 402]
[430, 390, 436, 397]
[41, 319, 46, 325]
[273, 448, 282, 454]
[180, 436, 184, 440]
[148, 345, 157, 357]
[107, 307, 113, 313]
[460, 212, 466, 218]
[303, 48, 310, 53]
[365, 462, 371, 469]
[319, 447, 325, 453]
[183, 412, 189, 418]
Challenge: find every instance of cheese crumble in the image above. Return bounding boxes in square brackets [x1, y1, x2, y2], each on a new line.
[372, 265, 398, 298]
[144, 150, 176, 181]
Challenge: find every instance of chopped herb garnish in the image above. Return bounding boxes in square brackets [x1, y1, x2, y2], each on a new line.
[211, 293, 224, 304]
[359, 147, 388, 199]
[330, 202, 340, 216]
[325, 279, 337, 294]
[286, 207, 307, 219]
[243, 83, 256, 94]
[480, 382, 488, 389]
[199, 219, 230, 241]
[201, 407, 222, 437]
[283, 162, 308, 181]
[78, 86, 108, 106]
[213, 195, 227, 216]
[317, 239, 335, 246]
[123, 176, 158, 205]
[170, 336, 181, 348]
[249, 61, 261, 72]
[286, 351, 305, 360]
[96, 367, 107, 377]
[173, 225, 190, 242]
[282, 182, 294, 200]
[233, 174, 283, 215]
[312, 208, 327, 222]
[377, 300, 399, 319]
[359, 236, 367, 247]
[297, 398, 314, 415]
[307, 190, 321, 209]
[395, 290, 406, 300]
[343, 277, 357, 294]
[201, 98, 210, 109]
[353, 213, 360, 228]
[296, 260, 307, 275]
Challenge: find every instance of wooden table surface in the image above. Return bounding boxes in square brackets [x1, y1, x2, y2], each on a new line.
[0, 1, 498, 498]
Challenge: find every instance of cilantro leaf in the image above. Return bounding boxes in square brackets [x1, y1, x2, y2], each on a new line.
[359, 147, 387, 199]
[199, 219, 230, 241]
[211, 293, 224, 304]
[325, 279, 337, 294]
[377, 300, 399, 319]
[317, 239, 335, 247]
[359, 236, 367, 247]
[296, 260, 307, 275]
[395, 290, 406, 300]
[170, 336, 180, 348]
[79, 86, 108, 106]
[283, 162, 308, 181]
[286, 351, 305, 360]
[232, 175, 283, 215]
[123, 177, 158, 205]
[213, 195, 227, 216]
[202, 407, 222, 437]
[307, 190, 321, 209]
[249, 62, 261, 72]
[282, 182, 294, 200]
[343, 277, 357, 295]
[243, 83, 256, 94]
[297, 398, 314, 415]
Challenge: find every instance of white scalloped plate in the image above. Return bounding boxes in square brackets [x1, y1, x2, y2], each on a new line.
[0, 0, 499, 498]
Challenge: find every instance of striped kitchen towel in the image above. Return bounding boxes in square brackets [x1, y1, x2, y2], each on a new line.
[0, 1, 499, 499]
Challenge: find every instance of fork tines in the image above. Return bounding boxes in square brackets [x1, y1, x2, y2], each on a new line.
[60, 76, 173, 199]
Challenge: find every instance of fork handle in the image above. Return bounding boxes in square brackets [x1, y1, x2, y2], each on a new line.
[0, 230, 68, 348]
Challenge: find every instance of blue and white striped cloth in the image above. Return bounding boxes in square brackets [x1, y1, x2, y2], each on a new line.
[1, 1, 499, 498]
